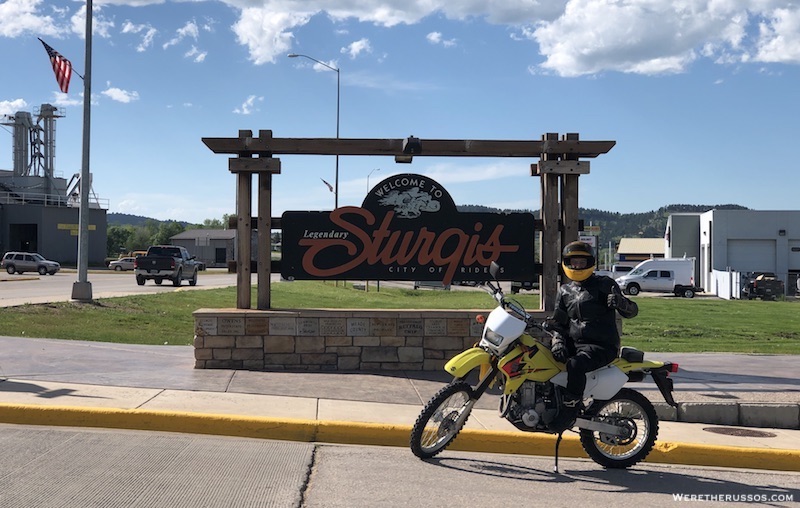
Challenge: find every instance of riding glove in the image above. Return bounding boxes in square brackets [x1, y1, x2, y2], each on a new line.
[550, 334, 569, 363]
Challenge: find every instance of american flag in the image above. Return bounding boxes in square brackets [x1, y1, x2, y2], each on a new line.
[321, 178, 334, 192]
[38, 38, 72, 94]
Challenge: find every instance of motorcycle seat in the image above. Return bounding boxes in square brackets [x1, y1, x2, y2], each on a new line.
[620, 346, 644, 363]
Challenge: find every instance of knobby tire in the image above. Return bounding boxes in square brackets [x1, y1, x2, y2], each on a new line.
[410, 381, 474, 459]
[579, 388, 658, 469]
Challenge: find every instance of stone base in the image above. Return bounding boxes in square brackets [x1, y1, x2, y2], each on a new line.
[193, 308, 550, 372]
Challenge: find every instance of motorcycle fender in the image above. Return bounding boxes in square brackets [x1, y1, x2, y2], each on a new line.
[611, 358, 667, 373]
[551, 365, 628, 400]
[444, 348, 492, 378]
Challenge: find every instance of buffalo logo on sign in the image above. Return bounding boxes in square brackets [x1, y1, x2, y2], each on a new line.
[281, 173, 536, 285]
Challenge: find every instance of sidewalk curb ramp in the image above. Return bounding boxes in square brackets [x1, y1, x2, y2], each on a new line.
[1, 404, 798, 472]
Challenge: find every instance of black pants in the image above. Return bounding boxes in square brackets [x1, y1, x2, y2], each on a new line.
[565, 344, 618, 398]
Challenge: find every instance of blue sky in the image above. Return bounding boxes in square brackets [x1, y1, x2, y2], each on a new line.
[2, 0, 800, 224]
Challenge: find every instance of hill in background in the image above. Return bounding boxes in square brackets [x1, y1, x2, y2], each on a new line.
[108, 203, 747, 246]
[454, 203, 747, 245]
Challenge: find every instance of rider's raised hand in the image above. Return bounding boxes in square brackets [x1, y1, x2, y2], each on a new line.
[607, 286, 621, 309]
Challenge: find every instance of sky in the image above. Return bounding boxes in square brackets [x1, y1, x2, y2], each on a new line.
[1, 0, 800, 225]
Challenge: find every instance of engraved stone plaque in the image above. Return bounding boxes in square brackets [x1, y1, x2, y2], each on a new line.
[218, 317, 245, 335]
[424, 318, 447, 336]
[447, 318, 470, 336]
[195, 317, 217, 335]
[320, 317, 347, 336]
[397, 318, 424, 336]
[370, 318, 396, 336]
[269, 317, 297, 335]
[296, 318, 319, 336]
[347, 318, 370, 336]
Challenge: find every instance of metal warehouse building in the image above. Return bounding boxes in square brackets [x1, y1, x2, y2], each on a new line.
[666, 210, 800, 298]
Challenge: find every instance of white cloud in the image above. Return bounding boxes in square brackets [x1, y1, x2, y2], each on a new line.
[753, 7, 800, 63]
[341, 38, 372, 59]
[0, 99, 28, 116]
[5, 1, 800, 77]
[426, 31, 456, 47]
[0, 0, 64, 37]
[101, 83, 140, 103]
[163, 20, 200, 49]
[121, 20, 157, 52]
[233, 95, 264, 115]
[70, 4, 115, 39]
[185, 45, 208, 62]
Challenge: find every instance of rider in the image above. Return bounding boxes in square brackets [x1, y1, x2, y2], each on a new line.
[546, 240, 638, 431]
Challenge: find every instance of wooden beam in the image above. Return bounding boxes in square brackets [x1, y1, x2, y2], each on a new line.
[203, 136, 615, 159]
[229, 157, 282, 174]
[227, 216, 282, 230]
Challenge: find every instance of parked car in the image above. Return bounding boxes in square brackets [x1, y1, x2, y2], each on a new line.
[413, 281, 451, 290]
[510, 280, 540, 294]
[1, 252, 60, 275]
[108, 257, 136, 271]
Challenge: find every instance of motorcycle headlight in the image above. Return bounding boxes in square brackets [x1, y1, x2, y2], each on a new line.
[483, 328, 505, 346]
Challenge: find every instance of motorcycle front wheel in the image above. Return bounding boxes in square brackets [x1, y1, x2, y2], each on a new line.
[410, 381, 474, 459]
[579, 388, 658, 469]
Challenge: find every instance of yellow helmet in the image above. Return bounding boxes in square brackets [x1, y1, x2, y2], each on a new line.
[562, 240, 595, 282]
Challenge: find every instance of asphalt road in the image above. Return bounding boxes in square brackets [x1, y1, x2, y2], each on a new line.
[0, 269, 494, 307]
[0, 269, 245, 307]
[0, 424, 796, 508]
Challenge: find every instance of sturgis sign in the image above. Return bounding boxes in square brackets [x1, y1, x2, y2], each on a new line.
[281, 173, 536, 285]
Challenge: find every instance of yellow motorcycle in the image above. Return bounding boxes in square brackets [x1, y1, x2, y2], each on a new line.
[410, 262, 678, 470]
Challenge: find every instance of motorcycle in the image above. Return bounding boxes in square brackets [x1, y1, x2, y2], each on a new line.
[409, 262, 679, 471]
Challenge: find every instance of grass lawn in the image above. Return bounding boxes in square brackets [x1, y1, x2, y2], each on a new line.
[0, 281, 797, 354]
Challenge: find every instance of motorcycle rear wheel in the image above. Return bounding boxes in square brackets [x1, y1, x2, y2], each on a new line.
[579, 388, 658, 469]
[410, 381, 474, 459]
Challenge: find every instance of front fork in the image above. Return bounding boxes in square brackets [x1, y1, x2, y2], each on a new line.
[453, 359, 499, 401]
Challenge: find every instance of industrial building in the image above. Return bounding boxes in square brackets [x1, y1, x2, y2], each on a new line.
[1, 104, 107, 266]
[665, 210, 800, 298]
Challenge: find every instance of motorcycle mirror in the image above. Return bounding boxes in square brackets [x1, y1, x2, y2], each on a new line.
[489, 261, 501, 280]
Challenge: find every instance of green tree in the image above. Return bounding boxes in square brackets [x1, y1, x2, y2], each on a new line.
[151, 221, 185, 246]
[107, 225, 135, 256]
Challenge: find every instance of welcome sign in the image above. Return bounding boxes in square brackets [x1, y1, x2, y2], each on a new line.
[281, 173, 536, 285]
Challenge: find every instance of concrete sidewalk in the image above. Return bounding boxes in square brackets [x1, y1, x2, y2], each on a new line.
[0, 336, 798, 472]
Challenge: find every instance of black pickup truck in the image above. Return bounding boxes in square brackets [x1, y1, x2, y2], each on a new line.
[134, 245, 200, 287]
[741, 272, 784, 301]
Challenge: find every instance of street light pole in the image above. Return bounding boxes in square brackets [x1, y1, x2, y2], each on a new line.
[288, 53, 340, 208]
[367, 168, 380, 193]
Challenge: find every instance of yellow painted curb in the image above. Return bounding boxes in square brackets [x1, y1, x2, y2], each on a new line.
[0, 404, 797, 472]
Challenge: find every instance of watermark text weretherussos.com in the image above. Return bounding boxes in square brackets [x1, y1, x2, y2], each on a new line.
[673, 493, 794, 503]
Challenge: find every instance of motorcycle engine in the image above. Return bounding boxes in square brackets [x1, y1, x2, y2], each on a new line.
[500, 380, 554, 431]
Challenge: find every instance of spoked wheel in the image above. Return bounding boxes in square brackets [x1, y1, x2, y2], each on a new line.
[579, 388, 658, 469]
[410, 381, 474, 459]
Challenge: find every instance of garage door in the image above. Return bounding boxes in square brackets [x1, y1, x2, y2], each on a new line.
[790, 241, 800, 271]
[727, 239, 776, 272]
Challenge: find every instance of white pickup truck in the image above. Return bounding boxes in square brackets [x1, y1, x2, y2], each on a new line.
[134, 245, 200, 287]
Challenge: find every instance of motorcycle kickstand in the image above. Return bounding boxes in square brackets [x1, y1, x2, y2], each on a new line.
[553, 431, 564, 474]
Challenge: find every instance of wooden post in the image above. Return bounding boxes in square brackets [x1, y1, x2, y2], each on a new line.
[236, 169, 252, 309]
[561, 132, 581, 250]
[539, 133, 560, 311]
[228, 130, 281, 310]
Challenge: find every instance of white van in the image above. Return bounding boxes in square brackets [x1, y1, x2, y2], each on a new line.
[615, 258, 703, 298]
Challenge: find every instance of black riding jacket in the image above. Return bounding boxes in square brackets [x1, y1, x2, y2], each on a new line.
[550, 274, 638, 351]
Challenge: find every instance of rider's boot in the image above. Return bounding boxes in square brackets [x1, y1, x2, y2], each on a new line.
[547, 392, 582, 432]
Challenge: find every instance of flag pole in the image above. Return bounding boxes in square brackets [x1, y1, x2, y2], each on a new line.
[71, 0, 93, 301]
